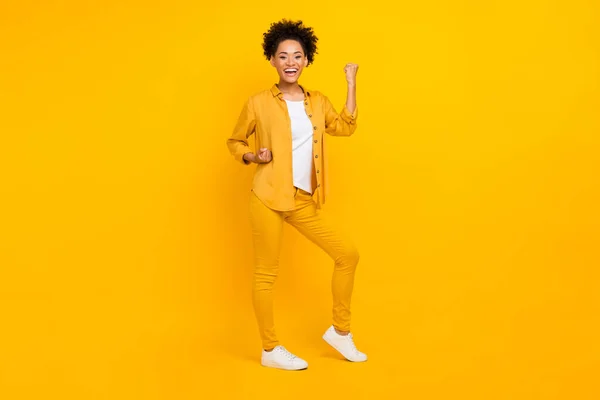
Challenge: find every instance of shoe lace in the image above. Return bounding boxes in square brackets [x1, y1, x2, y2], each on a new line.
[345, 333, 359, 353]
[277, 346, 297, 361]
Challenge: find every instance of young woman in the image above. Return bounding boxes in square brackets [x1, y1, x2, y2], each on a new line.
[226, 19, 367, 370]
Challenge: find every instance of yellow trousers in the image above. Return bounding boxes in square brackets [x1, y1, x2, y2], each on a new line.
[249, 188, 360, 350]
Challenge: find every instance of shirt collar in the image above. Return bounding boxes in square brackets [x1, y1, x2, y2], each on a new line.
[270, 83, 311, 98]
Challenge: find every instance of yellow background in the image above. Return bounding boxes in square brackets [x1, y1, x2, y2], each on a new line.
[1, 1, 599, 399]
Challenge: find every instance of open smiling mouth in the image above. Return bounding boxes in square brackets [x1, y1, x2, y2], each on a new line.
[284, 68, 298, 77]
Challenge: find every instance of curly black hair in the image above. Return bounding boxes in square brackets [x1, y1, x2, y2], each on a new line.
[262, 19, 318, 66]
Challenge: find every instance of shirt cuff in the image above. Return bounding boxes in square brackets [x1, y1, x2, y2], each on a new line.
[236, 149, 252, 165]
[341, 105, 358, 124]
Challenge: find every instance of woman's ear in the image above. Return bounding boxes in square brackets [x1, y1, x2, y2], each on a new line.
[270, 56, 275, 67]
[304, 57, 308, 67]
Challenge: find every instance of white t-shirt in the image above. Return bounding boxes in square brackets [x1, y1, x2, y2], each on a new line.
[285, 100, 314, 193]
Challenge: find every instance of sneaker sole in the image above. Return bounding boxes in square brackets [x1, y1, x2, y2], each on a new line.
[322, 332, 368, 362]
[261, 360, 308, 371]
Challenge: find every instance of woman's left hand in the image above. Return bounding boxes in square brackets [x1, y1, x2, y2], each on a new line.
[344, 63, 359, 86]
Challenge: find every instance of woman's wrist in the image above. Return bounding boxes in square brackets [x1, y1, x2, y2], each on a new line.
[243, 152, 255, 163]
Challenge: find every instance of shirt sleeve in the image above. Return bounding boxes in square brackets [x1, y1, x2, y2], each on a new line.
[322, 95, 358, 137]
[226, 97, 256, 164]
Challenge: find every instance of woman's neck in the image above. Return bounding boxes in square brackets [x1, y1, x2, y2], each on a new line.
[277, 81, 303, 95]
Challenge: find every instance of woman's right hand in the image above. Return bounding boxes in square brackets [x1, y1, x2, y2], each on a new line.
[244, 148, 272, 164]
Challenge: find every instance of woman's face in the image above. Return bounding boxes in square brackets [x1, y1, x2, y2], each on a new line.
[270, 39, 308, 84]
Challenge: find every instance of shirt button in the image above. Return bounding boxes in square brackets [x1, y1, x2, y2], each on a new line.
[314, 139, 317, 143]
[313, 126, 317, 130]
[305, 101, 308, 105]
[308, 114, 312, 118]
[315, 154, 319, 158]
[317, 184, 321, 187]
[316, 169, 320, 173]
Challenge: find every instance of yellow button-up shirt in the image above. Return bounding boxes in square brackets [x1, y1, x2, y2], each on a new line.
[226, 84, 358, 211]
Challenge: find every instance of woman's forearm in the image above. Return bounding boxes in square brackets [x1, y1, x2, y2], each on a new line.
[346, 83, 356, 115]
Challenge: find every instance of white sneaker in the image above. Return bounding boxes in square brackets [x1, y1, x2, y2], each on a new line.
[261, 345, 308, 370]
[323, 326, 367, 362]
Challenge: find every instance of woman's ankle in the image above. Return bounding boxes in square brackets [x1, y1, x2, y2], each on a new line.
[334, 327, 350, 336]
